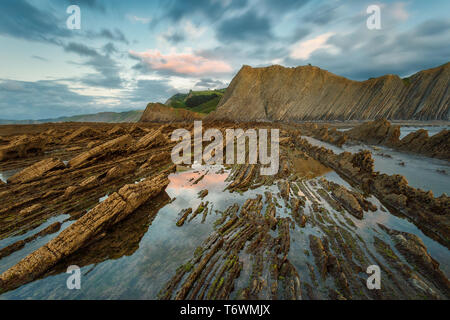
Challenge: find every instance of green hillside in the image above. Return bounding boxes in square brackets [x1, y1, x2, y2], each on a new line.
[165, 89, 226, 114]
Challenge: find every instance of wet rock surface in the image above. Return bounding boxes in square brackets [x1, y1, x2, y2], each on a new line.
[0, 121, 448, 300]
[301, 119, 450, 161]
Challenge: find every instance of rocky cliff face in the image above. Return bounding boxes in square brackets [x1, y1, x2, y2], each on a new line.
[208, 63, 449, 122]
[140, 103, 204, 123]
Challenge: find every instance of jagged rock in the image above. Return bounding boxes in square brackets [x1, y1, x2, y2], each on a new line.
[7, 158, 65, 184]
[309, 235, 329, 278]
[128, 125, 148, 136]
[87, 141, 101, 149]
[380, 225, 450, 296]
[68, 134, 134, 169]
[107, 125, 127, 136]
[348, 119, 400, 146]
[198, 189, 208, 199]
[64, 175, 99, 197]
[398, 129, 450, 161]
[0, 173, 170, 292]
[140, 103, 204, 123]
[294, 136, 450, 246]
[133, 129, 166, 151]
[62, 126, 101, 143]
[105, 161, 137, 181]
[330, 185, 363, 219]
[351, 150, 374, 174]
[207, 63, 449, 121]
[19, 204, 43, 217]
[138, 152, 170, 173]
[0, 135, 45, 161]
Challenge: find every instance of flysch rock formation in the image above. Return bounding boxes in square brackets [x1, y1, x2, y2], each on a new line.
[207, 63, 449, 122]
[302, 119, 450, 161]
[140, 103, 205, 123]
[0, 173, 170, 292]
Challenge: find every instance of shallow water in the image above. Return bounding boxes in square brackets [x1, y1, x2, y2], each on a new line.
[1, 161, 448, 299]
[399, 126, 449, 139]
[0, 169, 20, 183]
[302, 136, 449, 196]
[337, 126, 448, 139]
[0, 165, 280, 299]
[0, 215, 73, 274]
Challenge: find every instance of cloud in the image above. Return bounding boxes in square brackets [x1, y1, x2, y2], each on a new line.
[0, 79, 97, 120]
[60, 0, 106, 12]
[291, 17, 450, 80]
[64, 42, 123, 88]
[125, 79, 177, 103]
[391, 2, 409, 21]
[64, 42, 100, 57]
[85, 28, 129, 44]
[31, 55, 49, 62]
[102, 42, 118, 55]
[194, 78, 227, 89]
[261, 0, 310, 14]
[302, 3, 339, 25]
[0, 0, 70, 44]
[162, 30, 185, 44]
[129, 50, 233, 76]
[158, 0, 248, 22]
[126, 14, 152, 24]
[290, 32, 339, 60]
[216, 11, 272, 42]
[160, 21, 206, 44]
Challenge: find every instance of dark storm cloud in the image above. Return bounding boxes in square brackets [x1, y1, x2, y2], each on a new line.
[0, 79, 97, 120]
[0, 0, 70, 44]
[216, 11, 272, 42]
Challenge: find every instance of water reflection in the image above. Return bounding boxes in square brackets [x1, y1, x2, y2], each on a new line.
[302, 136, 449, 196]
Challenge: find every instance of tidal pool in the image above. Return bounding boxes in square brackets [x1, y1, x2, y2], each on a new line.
[302, 136, 449, 196]
[1, 160, 448, 299]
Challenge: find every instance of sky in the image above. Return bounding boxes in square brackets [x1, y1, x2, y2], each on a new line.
[0, 0, 449, 120]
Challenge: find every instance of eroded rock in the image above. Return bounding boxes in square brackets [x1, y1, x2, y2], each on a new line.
[0, 136, 45, 161]
[68, 134, 134, 169]
[8, 158, 65, 184]
[0, 173, 170, 293]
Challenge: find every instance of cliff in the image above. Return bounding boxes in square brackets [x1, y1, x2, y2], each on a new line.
[207, 63, 449, 122]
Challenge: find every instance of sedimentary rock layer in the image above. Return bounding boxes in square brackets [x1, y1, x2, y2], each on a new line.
[303, 119, 450, 161]
[208, 63, 449, 121]
[0, 173, 170, 292]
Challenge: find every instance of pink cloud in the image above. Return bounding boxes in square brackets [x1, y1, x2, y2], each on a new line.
[129, 50, 232, 75]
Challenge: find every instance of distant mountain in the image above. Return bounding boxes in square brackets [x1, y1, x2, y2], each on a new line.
[207, 63, 449, 122]
[0, 110, 144, 125]
[165, 89, 226, 114]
